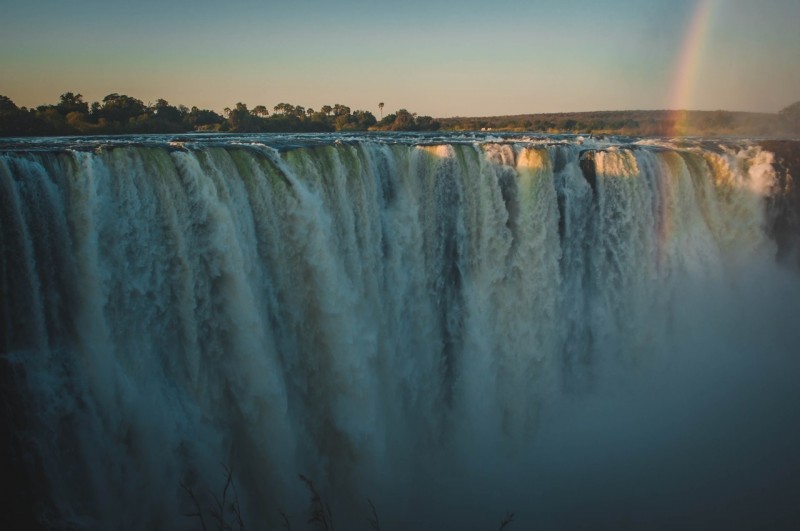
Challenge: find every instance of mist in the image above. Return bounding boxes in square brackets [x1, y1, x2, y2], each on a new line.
[2, 135, 799, 529]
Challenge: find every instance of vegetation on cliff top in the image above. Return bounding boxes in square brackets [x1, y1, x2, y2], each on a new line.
[440, 106, 800, 137]
[0, 93, 440, 137]
[1, 92, 798, 137]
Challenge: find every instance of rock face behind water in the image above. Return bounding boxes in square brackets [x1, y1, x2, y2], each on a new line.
[578, 150, 598, 193]
[761, 140, 800, 267]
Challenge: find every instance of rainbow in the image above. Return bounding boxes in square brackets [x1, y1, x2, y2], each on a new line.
[668, 0, 718, 136]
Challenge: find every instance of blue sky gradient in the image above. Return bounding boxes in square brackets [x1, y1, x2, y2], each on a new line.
[1, 0, 799, 116]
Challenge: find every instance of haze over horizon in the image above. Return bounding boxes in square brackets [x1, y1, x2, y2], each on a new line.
[1, 0, 799, 117]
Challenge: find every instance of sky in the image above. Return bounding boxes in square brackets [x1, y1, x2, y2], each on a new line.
[1, 0, 799, 117]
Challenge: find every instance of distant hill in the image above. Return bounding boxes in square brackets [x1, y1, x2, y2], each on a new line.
[437, 109, 790, 137]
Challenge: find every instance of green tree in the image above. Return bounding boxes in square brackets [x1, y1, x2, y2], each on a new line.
[378, 112, 396, 127]
[335, 114, 353, 130]
[89, 101, 101, 121]
[152, 98, 183, 123]
[56, 92, 89, 115]
[415, 115, 440, 131]
[333, 104, 351, 117]
[0, 95, 18, 113]
[392, 109, 415, 130]
[228, 102, 254, 131]
[98, 93, 146, 124]
[0, 95, 29, 136]
[353, 110, 377, 128]
[307, 111, 330, 125]
[185, 106, 223, 129]
[35, 107, 69, 134]
[273, 103, 296, 115]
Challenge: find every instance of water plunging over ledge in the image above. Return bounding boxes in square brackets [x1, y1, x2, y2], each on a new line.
[2, 133, 800, 529]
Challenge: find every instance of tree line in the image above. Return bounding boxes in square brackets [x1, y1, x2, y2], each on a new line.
[439, 104, 800, 137]
[0, 92, 441, 137]
[2, 92, 797, 137]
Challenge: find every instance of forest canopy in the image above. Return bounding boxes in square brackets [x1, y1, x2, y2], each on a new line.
[0, 93, 440, 137]
[439, 105, 800, 137]
[1, 92, 798, 137]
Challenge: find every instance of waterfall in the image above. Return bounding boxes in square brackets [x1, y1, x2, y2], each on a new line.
[2, 135, 799, 529]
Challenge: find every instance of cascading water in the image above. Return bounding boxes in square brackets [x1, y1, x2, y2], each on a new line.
[2, 133, 799, 529]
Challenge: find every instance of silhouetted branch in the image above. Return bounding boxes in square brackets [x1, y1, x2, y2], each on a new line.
[181, 465, 245, 531]
[366, 498, 381, 531]
[299, 474, 333, 531]
[498, 511, 515, 531]
[180, 480, 209, 531]
[279, 510, 293, 531]
[225, 464, 246, 531]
